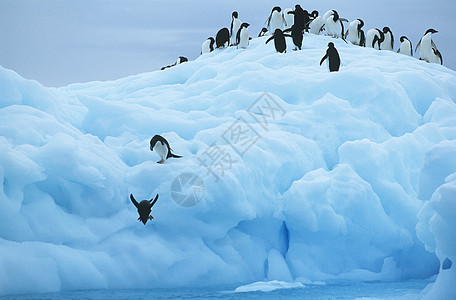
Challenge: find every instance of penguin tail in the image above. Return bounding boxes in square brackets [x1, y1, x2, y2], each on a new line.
[167, 152, 183, 159]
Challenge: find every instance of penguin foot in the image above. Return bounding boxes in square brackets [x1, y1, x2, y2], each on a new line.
[149, 215, 154, 220]
[157, 159, 165, 164]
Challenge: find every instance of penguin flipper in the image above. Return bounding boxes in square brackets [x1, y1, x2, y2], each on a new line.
[150, 194, 159, 207]
[415, 39, 421, 53]
[265, 36, 274, 44]
[130, 194, 139, 208]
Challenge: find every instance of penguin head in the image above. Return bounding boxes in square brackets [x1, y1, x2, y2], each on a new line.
[272, 6, 281, 13]
[311, 10, 319, 18]
[382, 27, 391, 34]
[274, 28, 283, 36]
[328, 42, 335, 48]
[331, 10, 339, 21]
[241, 23, 250, 29]
[232, 11, 238, 19]
[399, 36, 408, 43]
[295, 4, 302, 11]
[425, 28, 438, 35]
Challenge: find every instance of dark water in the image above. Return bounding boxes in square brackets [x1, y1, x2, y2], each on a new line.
[1, 280, 430, 299]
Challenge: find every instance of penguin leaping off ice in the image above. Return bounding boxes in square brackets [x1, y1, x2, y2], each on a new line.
[130, 194, 158, 225]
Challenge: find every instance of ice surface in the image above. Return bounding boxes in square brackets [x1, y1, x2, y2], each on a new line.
[234, 280, 304, 293]
[1, 34, 456, 297]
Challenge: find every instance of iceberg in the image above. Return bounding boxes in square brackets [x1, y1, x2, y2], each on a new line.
[1, 34, 455, 298]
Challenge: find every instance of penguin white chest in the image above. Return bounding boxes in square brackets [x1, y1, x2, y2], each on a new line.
[309, 17, 324, 34]
[399, 41, 412, 56]
[269, 11, 284, 32]
[420, 34, 434, 61]
[153, 142, 168, 160]
[325, 19, 340, 37]
[347, 21, 359, 44]
[201, 39, 211, 54]
[238, 28, 249, 48]
[231, 19, 241, 44]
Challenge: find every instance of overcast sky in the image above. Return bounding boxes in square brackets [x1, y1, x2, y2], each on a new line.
[0, 0, 455, 87]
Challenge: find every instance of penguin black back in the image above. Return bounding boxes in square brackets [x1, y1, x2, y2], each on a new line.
[320, 42, 340, 72]
[130, 194, 159, 225]
[284, 24, 303, 50]
[266, 29, 291, 53]
[216, 27, 230, 48]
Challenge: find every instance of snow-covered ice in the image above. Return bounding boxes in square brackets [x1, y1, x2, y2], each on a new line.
[1, 34, 455, 298]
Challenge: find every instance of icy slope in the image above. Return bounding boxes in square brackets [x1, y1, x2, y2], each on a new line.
[1, 34, 456, 297]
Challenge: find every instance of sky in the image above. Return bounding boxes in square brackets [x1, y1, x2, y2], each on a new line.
[0, 0, 455, 87]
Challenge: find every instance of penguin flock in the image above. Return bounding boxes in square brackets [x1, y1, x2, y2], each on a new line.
[178, 5, 443, 69]
[148, 6, 445, 223]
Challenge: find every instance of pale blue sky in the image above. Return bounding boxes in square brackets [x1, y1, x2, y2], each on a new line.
[0, 0, 454, 87]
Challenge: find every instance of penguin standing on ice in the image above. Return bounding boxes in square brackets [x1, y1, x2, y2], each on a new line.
[415, 29, 442, 64]
[366, 28, 384, 49]
[397, 36, 412, 56]
[266, 28, 292, 53]
[201, 37, 215, 54]
[130, 194, 158, 225]
[324, 10, 348, 41]
[150, 135, 182, 164]
[320, 42, 340, 72]
[267, 7, 285, 33]
[346, 19, 365, 46]
[380, 27, 394, 50]
[216, 28, 230, 48]
[230, 11, 242, 46]
[236, 23, 250, 49]
[284, 24, 303, 50]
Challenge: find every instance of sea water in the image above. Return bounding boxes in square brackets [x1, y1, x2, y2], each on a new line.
[0, 280, 430, 299]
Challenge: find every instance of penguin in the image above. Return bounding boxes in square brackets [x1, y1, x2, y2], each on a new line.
[230, 11, 242, 46]
[284, 24, 303, 50]
[201, 37, 215, 54]
[346, 19, 365, 46]
[258, 27, 269, 37]
[150, 134, 182, 164]
[236, 23, 250, 49]
[380, 27, 394, 50]
[320, 42, 340, 72]
[308, 11, 325, 35]
[415, 29, 442, 64]
[287, 5, 308, 31]
[397, 36, 412, 56]
[160, 57, 188, 70]
[324, 10, 348, 40]
[267, 7, 285, 33]
[130, 194, 158, 225]
[216, 27, 230, 49]
[366, 28, 384, 49]
[265, 28, 292, 53]
[283, 8, 294, 28]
